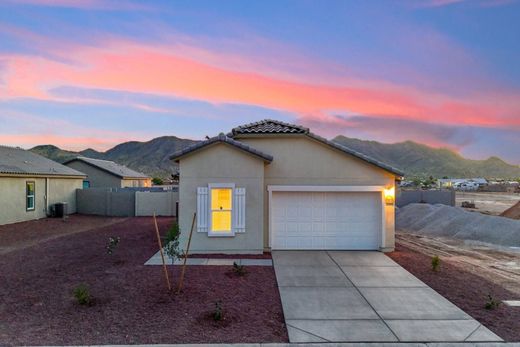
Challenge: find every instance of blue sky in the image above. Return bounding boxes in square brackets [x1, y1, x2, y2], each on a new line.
[0, 0, 519, 164]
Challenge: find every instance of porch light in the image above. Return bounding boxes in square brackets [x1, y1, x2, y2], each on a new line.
[384, 187, 395, 205]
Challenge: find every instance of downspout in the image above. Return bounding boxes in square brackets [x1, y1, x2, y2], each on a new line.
[45, 177, 49, 216]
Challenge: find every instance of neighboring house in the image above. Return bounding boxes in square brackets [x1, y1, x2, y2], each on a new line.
[0, 146, 86, 225]
[170, 119, 404, 254]
[63, 157, 151, 188]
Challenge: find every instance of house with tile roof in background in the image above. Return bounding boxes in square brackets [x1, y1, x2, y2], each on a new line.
[0, 146, 86, 225]
[63, 157, 151, 189]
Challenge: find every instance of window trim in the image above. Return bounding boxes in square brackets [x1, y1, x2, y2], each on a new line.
[26, 181, 35, 211]
[208, 183, 235, 237]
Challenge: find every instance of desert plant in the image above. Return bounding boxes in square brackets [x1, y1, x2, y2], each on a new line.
[73, 284, 91, 305]
[106, 236, 120, 255]
[431, 255, 440, 272]
[163, 222, 183, 264]
[484, 294, 501, 310]
[232, 262, 247, 276]
[152, 177, 164, 185]
[213, 300, 223, 321]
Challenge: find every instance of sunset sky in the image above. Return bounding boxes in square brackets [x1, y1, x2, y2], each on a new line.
[1, 0, 519, 164]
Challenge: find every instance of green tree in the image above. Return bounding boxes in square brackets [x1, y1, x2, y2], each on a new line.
[152, 177, 164, 185]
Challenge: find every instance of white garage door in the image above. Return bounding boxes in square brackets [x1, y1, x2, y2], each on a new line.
[271, 191, 382, 250]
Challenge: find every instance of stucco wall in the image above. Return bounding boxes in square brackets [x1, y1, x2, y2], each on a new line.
[239, 135, 397, 251]
[178, 143, 265, 254]
[0, 176, 82, 225]
[65, 161, 122, 188]
[135, 191, 178, 216]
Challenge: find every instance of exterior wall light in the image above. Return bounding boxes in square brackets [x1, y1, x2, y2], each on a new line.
[384, 186, 395, 205]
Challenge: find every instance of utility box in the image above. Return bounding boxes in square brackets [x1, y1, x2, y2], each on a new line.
[55, 202, 68, 218]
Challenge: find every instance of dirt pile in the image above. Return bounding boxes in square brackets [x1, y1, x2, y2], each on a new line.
[501, 201, 520, 220]
[397, 203, 520, 248]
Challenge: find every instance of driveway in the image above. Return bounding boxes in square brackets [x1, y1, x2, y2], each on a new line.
[273, 250, 503, 343]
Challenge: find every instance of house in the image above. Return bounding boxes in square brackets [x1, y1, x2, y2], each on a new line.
[63, 156, 151, 188]
[437, 178, 487, 189]
[170, 119, 404, 254]
[0, 146, 86, 225]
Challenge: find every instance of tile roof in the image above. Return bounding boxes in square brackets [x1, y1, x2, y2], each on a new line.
[63, 157, 150, 179]
[229, 119, 309, 136]
[229, 119, 404, 177]
[170, 133, 273, 163]
[0, 146, 86, 177]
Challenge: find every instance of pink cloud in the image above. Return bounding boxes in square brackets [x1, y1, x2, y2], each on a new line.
[1, 38, 519, 134]
[1, 0, 150, 11]
[419, 0, 516, 6]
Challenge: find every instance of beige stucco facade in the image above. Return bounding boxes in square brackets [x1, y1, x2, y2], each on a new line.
[178, 143, 265, 254]
[0, 175, 83, 225]
[65, 161, 151, 188]
[176, 134, 397, 254]
[238, 135, 396, 251]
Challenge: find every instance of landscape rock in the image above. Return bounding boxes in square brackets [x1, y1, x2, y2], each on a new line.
[397, 203, 520, 248]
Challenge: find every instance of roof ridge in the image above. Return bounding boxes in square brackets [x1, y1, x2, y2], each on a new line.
[170, 133, 273, 163]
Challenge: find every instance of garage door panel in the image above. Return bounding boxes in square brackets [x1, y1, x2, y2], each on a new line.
[272, 191, 382, 250]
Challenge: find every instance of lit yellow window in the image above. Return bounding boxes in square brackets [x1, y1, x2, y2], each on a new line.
[210, 188, 232, 232]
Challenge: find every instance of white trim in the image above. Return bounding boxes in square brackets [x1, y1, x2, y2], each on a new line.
[268, 185, 387, 250]
[267, 185, 385, 192]
[208, 183, 235, 237]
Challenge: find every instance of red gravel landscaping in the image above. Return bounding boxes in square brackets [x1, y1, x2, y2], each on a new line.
[0, 216, 288, 346]
[388, 243, 520, 342]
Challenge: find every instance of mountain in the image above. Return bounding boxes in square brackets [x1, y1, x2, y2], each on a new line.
[333, 136, 520, 178]
[30, 136, 197, 179]
[30, 135, 520, 179]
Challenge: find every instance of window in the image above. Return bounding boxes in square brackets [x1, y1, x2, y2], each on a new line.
[210, 186, 233, 235]
[83, 180, 90, 189]
[196, 184, 246, 235]
[26, 181, 35, 211]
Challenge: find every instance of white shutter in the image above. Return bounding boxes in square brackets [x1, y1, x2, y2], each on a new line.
[233, 187, 246, 233]
[196, 187, 208, 233]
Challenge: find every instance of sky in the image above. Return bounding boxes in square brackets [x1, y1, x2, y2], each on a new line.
[0, 0, 519, 164]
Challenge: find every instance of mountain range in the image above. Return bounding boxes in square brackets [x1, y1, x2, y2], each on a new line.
[30, 135, 520, 179]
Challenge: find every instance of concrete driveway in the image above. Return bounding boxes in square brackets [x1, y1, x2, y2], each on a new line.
[273, 250, 503, 343]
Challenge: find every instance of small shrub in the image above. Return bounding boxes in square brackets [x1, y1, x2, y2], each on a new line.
[213, 300, 223, 321]
[431, 255, 440, 272]
[73, 284, 91, 306]
[163, 222, 183, 263]
[106, 236, 120, 255]
[232, 262, 247, 276]
[484, 294, 501, 310]
[152, 177, 164, 185]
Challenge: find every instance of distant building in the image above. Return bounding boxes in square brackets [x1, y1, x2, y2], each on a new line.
[437, 178, 487, 190]
[0, 146, 86, 225]
[63, 156, 151, 188]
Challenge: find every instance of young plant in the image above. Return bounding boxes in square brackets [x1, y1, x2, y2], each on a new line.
[232, 262, 247, 276]
[106, 236, 120, 255]
[431, 255, 441, 272]
[484, 294, 501, 310]
[163, 222, 183, 264]
[213, 300, 223, 321]
[73, 284, 91, 306]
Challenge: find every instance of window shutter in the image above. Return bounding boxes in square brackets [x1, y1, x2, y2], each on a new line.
[233, 187, 246, 233]
[196, 187, 208, 233]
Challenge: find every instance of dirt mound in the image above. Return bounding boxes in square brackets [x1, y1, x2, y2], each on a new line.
[397, 203, 520, 248]
[501, 201, 520, 220]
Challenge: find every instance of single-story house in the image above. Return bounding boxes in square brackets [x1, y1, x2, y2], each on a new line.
[63, 156, 151, 188]
[170, 119, 404, 254]
[0, 146, 86, 225]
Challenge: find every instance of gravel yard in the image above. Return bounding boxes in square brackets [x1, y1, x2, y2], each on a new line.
[388, 242, 520, 342]
[0, 216, 288, 346]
